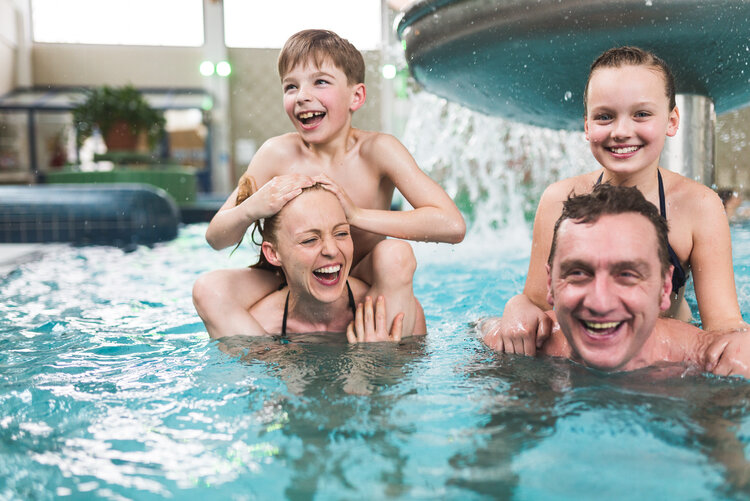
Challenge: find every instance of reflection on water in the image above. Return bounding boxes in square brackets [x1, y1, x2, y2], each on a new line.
[2, 225, 750, 499]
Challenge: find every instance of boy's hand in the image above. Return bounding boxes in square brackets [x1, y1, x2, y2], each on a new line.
[704, 329, 750, 378]
[346, 296, 404, 343]
[314, 174, 360, 222]
[480, 295, 553, 356]
[242, 174, 314, 219]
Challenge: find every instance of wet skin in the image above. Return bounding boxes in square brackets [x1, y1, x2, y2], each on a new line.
[545, 213, 673, 371]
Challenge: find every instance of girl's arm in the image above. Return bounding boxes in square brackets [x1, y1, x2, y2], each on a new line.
[326, 134, 466, 243]
[689, 188, 748, 331]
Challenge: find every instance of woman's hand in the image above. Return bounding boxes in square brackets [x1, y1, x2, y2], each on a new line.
[346, 296, 404, 343]
[240, 174, 314, 220]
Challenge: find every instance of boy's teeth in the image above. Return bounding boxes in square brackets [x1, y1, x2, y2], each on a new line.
[315, 264, 340, 274]
[299, 111, 324, 119]
[611, 146, 639, 154]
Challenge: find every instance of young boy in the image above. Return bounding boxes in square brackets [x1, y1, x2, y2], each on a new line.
[193, 29, 465, 338]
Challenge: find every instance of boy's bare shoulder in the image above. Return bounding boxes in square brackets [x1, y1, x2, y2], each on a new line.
[356, 130, 405, 158]
[247, 133, 307, 176]
[259, 133, 306, 157]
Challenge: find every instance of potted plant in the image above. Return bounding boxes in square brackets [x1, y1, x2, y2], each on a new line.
[72, 84, 166, 152]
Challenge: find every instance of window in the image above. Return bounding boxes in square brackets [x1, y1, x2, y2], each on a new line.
[223, 0, 381, 50]
[31, 0, 204, 47]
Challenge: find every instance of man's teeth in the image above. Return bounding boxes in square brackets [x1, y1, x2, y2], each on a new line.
[315, 264, 340, 274]
[584, 320, 620, 330]
[299, 111, 324, 120]
[610, 146, 639, 154]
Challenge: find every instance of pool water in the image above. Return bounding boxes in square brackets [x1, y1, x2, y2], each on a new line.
[1, 223, 750, 500]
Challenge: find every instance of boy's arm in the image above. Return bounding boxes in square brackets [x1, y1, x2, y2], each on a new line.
[328, 134, 466, 243]
[688, 188, 749, 331]
[205, 142, 313, 250]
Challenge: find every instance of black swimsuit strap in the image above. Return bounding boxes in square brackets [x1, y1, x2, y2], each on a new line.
[595, 170, 687, 292]
[281, 281, 356, 337]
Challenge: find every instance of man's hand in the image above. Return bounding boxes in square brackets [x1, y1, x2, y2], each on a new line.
[346, 296, 404, 343]
[705, 329, 750, 378]
[480, 294, 553, 355]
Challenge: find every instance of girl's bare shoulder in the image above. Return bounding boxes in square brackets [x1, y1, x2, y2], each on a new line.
[539, 171, 600, 207]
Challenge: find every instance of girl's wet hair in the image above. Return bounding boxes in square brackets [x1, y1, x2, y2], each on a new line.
[583, 46, 676, 115]
[278, 29, 365, 85]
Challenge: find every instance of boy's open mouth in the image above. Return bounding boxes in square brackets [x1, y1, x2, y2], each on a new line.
[313, 264, 341, 284]
[581, 319, 623, 338]
[297, 111, 326, 126]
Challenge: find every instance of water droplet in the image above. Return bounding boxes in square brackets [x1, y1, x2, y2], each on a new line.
[564, 91, 573, 101]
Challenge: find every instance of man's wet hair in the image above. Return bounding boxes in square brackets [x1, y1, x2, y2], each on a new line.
[584, 46, 676, 115]
[278, 29, 365, 85]
[548, 183, 671, 275]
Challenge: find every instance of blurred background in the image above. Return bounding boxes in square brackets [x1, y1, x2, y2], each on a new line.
[0, 0, 748, 204]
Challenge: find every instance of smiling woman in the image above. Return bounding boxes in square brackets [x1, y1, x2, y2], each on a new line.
[227, 184, 426, 339]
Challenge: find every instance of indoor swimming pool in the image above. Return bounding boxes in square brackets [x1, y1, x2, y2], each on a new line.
[1, 221, 750, 500]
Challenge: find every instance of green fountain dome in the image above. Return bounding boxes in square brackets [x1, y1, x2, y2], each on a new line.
[397, 0, 750, 130]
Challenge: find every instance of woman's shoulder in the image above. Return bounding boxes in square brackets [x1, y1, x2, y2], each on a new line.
[248, 289, 286, 333]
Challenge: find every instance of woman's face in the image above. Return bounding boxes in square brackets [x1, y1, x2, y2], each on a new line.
[263, 189, 353, 304]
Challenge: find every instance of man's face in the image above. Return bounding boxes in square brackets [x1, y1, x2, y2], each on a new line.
[546, 213, 672, 371]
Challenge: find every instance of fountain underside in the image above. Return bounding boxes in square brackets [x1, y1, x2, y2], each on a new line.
[397, 0, 750, 131]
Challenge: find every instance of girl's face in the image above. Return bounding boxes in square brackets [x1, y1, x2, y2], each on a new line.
[584, 64, 679, 178]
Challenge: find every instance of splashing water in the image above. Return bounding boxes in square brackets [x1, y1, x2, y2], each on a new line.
[401, 91, 597, 248]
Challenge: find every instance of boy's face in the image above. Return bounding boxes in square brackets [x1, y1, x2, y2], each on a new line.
[281, 58, 365, 144]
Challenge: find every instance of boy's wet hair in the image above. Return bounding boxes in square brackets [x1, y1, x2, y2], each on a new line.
[278, 29, 365, 85]
[584, 46, 676, 115]
[548, 183, 671, 276]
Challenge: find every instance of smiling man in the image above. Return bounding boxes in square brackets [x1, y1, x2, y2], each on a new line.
[483, 183, 750, 377]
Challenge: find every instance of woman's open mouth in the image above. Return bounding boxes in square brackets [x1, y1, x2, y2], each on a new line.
[297, 111, 326, 127]
[313, 264, 341, 285]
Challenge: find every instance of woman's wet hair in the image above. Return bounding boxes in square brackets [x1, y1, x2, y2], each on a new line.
[548, 183, 671, 275]
[250, 184, 328, 274]
[583, 46, 676, 115]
